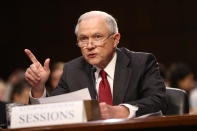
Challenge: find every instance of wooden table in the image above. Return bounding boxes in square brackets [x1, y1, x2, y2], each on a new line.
[3, 115, 197, 131]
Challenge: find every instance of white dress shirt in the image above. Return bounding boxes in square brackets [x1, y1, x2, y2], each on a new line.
[94, 52, 138, 118]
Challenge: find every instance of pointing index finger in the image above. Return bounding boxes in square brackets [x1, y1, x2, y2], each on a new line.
[24, 49, 39, 64]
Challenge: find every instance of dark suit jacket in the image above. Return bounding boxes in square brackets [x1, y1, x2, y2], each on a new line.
[0, 101, 7, 128]
[51, 47, 167, 116]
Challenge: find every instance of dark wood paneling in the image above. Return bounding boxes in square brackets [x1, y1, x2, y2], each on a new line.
[1, 0, 197, 80]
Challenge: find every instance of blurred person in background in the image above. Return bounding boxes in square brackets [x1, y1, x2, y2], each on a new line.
[0, 79, 6, 101]
[4, 68, 25, 102]
[167, 62, 197, 114]
[0, 79, 6, 128]
[189, 79, 197, 114]
[167, 62, 195, 93]
[10, 82, 30, 104]
[46, 61, 64, 95]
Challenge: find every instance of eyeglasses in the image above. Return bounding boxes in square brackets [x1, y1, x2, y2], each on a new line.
[77, 34, 114, 48]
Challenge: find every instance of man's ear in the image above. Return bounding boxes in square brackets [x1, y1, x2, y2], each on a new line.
[113, 33, 120, 48]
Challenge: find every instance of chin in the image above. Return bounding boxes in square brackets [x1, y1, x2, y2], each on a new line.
[86, 59, 100, 66]
[88, 61, 99, 66]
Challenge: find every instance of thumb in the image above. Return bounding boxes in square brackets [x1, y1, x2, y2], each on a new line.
[44, 58, 50, 71]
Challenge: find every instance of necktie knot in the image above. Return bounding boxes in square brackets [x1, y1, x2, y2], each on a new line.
[100, 70, 107, 79]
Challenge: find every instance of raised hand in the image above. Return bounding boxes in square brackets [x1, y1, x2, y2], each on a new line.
[24, 49, 50, 98]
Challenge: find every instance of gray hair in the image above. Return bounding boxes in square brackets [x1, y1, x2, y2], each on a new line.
[75, 11, 119, 35]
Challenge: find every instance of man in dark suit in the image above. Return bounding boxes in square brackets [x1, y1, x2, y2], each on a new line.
[24, 11, 166, 119]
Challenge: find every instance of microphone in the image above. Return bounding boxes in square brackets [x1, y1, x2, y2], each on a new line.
[91, 67, 96, 73]
[90, 67, 98, 100]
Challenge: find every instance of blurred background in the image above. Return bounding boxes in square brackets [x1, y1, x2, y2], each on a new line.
[1, 0, 197, 80]
[1, 0, 197, 105]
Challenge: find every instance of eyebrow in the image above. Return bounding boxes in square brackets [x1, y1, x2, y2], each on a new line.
[78, 33, 104, 37]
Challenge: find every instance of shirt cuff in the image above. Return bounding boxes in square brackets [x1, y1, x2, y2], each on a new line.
[29, 88, 47, 104]
[120, 104, 138, 118]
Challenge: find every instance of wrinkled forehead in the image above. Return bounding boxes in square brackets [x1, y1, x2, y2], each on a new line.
[78, 16, 110, 36]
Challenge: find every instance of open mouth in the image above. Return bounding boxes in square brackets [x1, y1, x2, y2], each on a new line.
[88, 53, 96, 58]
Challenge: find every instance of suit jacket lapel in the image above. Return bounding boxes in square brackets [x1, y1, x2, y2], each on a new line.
[113, 49, 132, 105]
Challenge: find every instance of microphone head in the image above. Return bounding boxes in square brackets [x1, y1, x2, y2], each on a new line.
[91, 67, 97, 73]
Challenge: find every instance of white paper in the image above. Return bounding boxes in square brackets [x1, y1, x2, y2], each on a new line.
[135, 110, 163, 119]
[39, 88, 91, 104]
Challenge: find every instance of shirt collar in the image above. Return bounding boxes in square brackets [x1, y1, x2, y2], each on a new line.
[95, 52, 117, 79]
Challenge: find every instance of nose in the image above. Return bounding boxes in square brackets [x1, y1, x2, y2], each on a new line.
[86, 39, 95, 48]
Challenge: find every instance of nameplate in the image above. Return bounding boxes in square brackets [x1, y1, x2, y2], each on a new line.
[10, 100, 100, 129]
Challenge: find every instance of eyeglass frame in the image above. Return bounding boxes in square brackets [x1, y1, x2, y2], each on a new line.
[76, 33, 115, 48]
